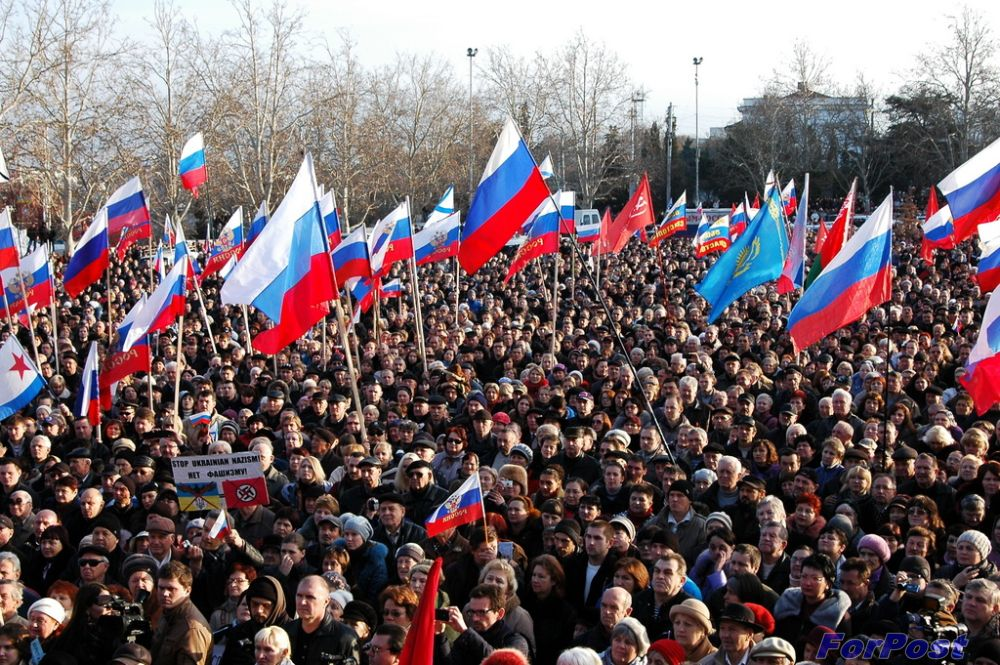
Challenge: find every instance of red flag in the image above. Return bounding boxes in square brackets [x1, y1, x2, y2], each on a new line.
[399, 558, 443, 665]
[593, 208, 614, 256]
[222, 477, 270, 509]
[921, 187, 941, 262]
[605, 173, 656, 253]
[813, 220, 828, 253]
[819, 182, 856, 266]
[752, 193, 761, 208]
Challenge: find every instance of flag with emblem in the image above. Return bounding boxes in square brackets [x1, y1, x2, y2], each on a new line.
[0, 336, 45, 420]
[424, 472, 484, 537]
[222, 476, 270, 509]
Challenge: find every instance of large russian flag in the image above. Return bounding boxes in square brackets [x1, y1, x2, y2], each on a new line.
[332, 226, 371, 286]
[787, 193, 893, 351]
[977, 221, 1000, 294]
[124, 256, 188, 350]
[17, 245, 54, 310]
[460, 117, 549, 275]
[961, 285, 1000, 414]
[424, 473, 484, 537]
[220, 154, 336, 354]
[0, 208, 18, 271]
[179, 133, 207, 197]
[504, 197, 559, 284]
[106, 177, 151, 243]
[64, 207, 109, 297]
[74, 342, 101, 426]
[939, 136, 1000, 242]
[649, 192, 687, 247]
[414, 212, 460, 266]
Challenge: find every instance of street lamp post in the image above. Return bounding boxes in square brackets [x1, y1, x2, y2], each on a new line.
[693, 56, 703, 206]
[467, 48, 478, 197]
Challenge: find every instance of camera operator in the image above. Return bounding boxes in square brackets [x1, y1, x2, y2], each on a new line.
[875, 555, 933, 630]
[45, 584, 131, 665]
[218, 576, 289, 665]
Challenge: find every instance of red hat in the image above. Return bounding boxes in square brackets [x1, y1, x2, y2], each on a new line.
[480, 649, 529, 665]
[648, 639, 686, 665]
[744, 602, 775, 635]
[492, 412, 511, 425]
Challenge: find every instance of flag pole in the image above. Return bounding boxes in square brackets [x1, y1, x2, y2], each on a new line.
[550, 247, 559, 357]
[241, 304, 252, 354]
[406, 197, 428, 373]
[315, 174, 367, 445]
[191, 276, 219, 356]
[0, 275, 16, 338]
[14, 262, 42, 371]
[173, 314, 185, 420]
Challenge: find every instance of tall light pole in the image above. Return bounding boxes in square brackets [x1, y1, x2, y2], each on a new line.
[467, 48, 478, 197]
[693, 56, 703, 206]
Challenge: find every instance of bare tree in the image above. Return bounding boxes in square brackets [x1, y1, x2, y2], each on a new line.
[915, 5, 1000, 162]
[480, 45, 552, 143]
[540, 29, 631, 206]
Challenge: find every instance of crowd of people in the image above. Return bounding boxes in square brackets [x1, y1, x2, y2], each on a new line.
[0, 225, 997, 665]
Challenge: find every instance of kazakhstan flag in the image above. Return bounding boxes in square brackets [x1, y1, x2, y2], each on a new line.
[696, 185, 789, 323]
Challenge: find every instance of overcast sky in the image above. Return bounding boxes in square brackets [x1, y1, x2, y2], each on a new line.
[114, 0, 999, 137]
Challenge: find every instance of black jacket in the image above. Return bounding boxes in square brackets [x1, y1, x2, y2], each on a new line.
[436, 620, 530, 664]
[285, 615, 360, 665]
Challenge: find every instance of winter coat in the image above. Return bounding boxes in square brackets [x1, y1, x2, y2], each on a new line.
[151, 597, 213, 665]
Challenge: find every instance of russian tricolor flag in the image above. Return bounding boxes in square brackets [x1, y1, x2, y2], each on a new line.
[787, 193, 893, 351]
[380, 279, 403, 298]
[649, 193, 687, 247]
[424, 473, 484, 537]
[694, 213, 730, 258]
[369, 203, 413, 278]
[538, 154, 555, 180]
[778, 174, 810, 294]
[64, 207, 109, 297]
[557, 190, 576, 234]
[220, 154, 336, 354]
[504, 197, 559, 284]
[939, 136, 1000, 242]
[320, 190, 342, 248]
[124, 256, 189, 350]
[921, 203, 955, 257]
[414, 212, 460, 266]
[977, 221, 1000, 294]
[74, 342, 101, 426]
[782, 179, 798, 218]
[961, 284, 1000, 414]
[246, 199, 269, 248]
[460, 117, 550, 275]
[106, 177, 151, 243]
[179, 133, 208, 198]
[202, 208, 244, 280]
[577, 215, 602, 243]
[103, 295, 151, 402]
[0, 208, 18, 271]
[332, 226, 371, 287]
[2, 245, 54, 313]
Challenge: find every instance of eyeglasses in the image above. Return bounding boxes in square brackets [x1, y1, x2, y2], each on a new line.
[467, 608, 497, 617]
[447, 438, 463, 444]
[365, 645, 395, 655]
[79, 559, 106, 567]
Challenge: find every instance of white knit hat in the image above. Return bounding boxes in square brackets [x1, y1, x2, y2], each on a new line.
[29, 598, 66, 624]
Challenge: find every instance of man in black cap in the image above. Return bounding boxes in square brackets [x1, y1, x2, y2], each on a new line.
[324, 393, 350, 435]
[726, 415, 758, 464]
[372, 493, 426, 563]
[339, 457, 392, 516]
[403, 461, 448, 525]
[553, 426, 601, 486]
[646, 480, 706, 566]
[704, 603, 765, 665]
[728, 475, 767, 543]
